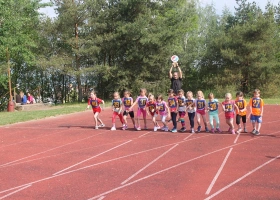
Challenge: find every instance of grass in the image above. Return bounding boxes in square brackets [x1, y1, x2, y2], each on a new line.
[0, 99, 279, 126]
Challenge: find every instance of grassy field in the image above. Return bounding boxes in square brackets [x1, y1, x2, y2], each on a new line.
[0, 99, 279, 126]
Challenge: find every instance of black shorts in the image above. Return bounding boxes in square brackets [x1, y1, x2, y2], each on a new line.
[236, 114, 246, 125]
[123, 110, 134, 118]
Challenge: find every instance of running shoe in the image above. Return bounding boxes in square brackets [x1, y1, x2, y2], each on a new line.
[136, 127, 141, 131]
[216, 128, 222, 133]
[237, 128, 242, 134]
[144, 126, 148, 130]
[231, 129, 236, 134]
[211, 128, 215, 133]
[244, 128, 248, 133]
[252, 129, 256, 134]
[111, 126, 116, 131]
[254, 130, 260, 135]
[164, 126, 169, 132]
[205, 127, 209, 132]
[156, 125, 161, 129]
[171, 128, 177, 133]
[122, 125, 128, 130]
[95, 126, 98, 130]
[197, 125, 201, 133]
[161, 126, 166, 131]
[180, 127, 187, 132]
[98, 124, 105, 127]
[191, 128, 195, 134]
[153, 126, 157, 132]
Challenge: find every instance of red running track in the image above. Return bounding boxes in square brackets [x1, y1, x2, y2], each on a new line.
[0, 105, 279, 200]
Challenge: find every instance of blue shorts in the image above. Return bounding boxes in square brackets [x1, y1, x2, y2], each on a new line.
[250, 115, 262, 123]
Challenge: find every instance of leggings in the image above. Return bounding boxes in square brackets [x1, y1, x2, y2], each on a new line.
[112, 112, 124, 124]
[209, 114, 220, 128]
[171, 112, 177, 129]
[188, 112, 195, 128]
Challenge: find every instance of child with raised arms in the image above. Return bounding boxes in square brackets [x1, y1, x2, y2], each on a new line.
[122, 90, 136, 130]
[207, 93, 221, 133]
[249, 89, 264, 135]
[156, 94, 170, 131]
[146, 93, 161, 131]
[86, 91, 105, 129]
[110, 92, 125, 130]
[177, 89, 187, 132]
[129, 88, 148, 130]
[222, 93, 239, 134]
[195, 91, 209, 133]
[185, 91, 196, 133]
[235, 91, 248, 134]
[167, 89, 178, 133]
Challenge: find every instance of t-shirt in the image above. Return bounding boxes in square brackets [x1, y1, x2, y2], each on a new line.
[112, 99, 122, 112]
[235, 99, 247, 116]
[167, 96, 178, 112]
[88, 97, 103, 109]
[22, 95, 27, 104]
[135, 96, 148, 109]
[170, 77, 182, 94]
[156, 101, 168, 116]
[185, 98, 196, 113]
[195, 99, 206, 111]
[177, 96, 186, 112]
[122, 97, 133, 110]
[208, 99, 219, 115]
[249, 97, 264, 116]
[222, 100, 235, 118]
[146, 101, 157, 115]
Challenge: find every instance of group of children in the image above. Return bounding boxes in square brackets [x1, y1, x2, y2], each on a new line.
[86, 88, 264, 135]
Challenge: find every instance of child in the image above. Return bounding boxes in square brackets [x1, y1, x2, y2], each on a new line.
[208, 93, 221, 133]
[122, 90, 136, 130]
[146, 93, 161, 131]
[222, 93, 239, 134]
[177, 89, 187, 132]
[86, 91, 105, 129]
[167, 89, 178, 133]
[185, 91, 196, 133]
[156, 94, 170, 131]
[195, 91, 209, 132]
[111, 92, 125, 131]
[129, 88, 148, 130]
[249, 89, 264, 135]
[235, 91, 248, 133]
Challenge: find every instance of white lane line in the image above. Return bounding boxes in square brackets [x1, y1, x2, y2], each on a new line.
[0, 133, 268, 197]
[86, 136, 266, 200]
[204, 154, 280, 200]
[121, 144, 179, 185]
[138, 131, 152, 138]
[233, 133, 240, 144]
[0, 185, 32, 200]
[205, 148, 233, 195]
[53, 140, 132, 176]
[97, 196, 105, 200]
[0, 132, 107, 167]
[183, 134, 193, 140]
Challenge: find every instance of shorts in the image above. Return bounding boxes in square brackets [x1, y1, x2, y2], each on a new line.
[123, 110, 134, 118]
[225, 112, 234, 119]
[137, 108, 147, 118]
[250, 115, 262, 123]
[196, 109, 206, 115]
[179, 111, 186, 118]
[92, 107, 101, 114]
[236, 114, 246, 125]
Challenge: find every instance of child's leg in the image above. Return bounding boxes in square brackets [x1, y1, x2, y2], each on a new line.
[202, 114, 208, 131]
[136, 109, 141, 127]
[213, 114, 220, 128]
[129, 111, 136, 126]
[161, 115, 167, 126]
[196, 112, 201, 126]
[180, 112, 186, 129]
[93, 112, 99, 127]
[209, 114, 214, 129]
[236, 115, 241, 129]
[256, 122, 261, 132]
[242, 115, 247, 131]
[118, 113, 124, 124]
[123, 111, 128, 125]
[188, 112, 195, 129]
[143, 109, 147, 128]
[171, 112, 177, 129]
[112, 112, 118, 125]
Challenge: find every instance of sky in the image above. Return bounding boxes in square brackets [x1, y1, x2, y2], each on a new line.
[39, 0, 279, 18]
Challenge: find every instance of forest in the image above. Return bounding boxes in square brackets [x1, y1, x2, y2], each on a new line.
[1, 0, 280, 111]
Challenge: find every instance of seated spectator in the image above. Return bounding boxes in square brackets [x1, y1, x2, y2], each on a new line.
[27, 92, 35, 104]
[20, 91, 27, 105]
[15, 92, 22, 103]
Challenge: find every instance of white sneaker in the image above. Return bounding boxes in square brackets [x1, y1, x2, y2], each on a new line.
[154, 126, 157, 132]
[98, 124, 105, 127]
[95, 126, 98, 130]
[111, 126, 116, 131]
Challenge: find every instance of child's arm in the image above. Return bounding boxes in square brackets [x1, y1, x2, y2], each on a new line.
[101, 100, 105, 110]
[86, 99, 90, 110]
[129, 98, 138, 111]
[222, 103, 226, 112]
[166, 104, 171, 118]
[234, 103, 239, 113]
[177, 66, 182, 79]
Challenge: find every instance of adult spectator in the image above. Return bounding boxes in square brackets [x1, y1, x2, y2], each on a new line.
[15, 92, 22, 103]
[169, 62, 183, 95]
[20, 91, 27, 105]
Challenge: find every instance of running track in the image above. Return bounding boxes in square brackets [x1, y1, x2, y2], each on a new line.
[0, 105, 279, 199]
